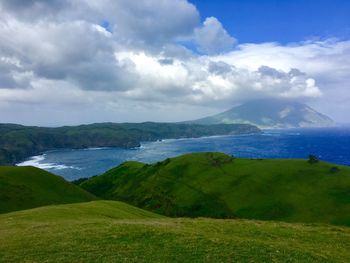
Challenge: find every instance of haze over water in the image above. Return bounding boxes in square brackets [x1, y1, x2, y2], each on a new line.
[18, 127, 350, 181]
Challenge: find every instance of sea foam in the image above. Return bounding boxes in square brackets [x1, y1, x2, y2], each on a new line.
[17, 155, 81, 170]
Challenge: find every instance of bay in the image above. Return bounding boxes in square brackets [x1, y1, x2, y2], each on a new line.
[17, 127, 350, 181]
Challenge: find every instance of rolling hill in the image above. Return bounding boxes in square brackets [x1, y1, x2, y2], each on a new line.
[80, 152, 350, 225]
[188, 99, 335, 128]
[0, 166, 97, 213]
[0, 200, 349, 262]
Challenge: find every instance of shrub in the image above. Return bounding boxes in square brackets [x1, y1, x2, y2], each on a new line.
[308, 154, 319, 164]
[329, 166, 340, 174]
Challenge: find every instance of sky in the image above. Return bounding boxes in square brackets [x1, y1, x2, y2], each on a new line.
[0, 0, 349, 126]
[191, 0, 350, 43]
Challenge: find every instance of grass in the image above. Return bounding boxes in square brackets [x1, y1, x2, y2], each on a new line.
[0, 166, 97, 213]
[0, 200, 350, 262]
[1, 161, 350, 262]
[81, 152, 350, 225]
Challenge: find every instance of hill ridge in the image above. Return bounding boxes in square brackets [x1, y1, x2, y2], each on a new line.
[81, 152, 350, 225]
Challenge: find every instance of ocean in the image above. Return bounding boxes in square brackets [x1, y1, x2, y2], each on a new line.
[17, 127, 350, 181]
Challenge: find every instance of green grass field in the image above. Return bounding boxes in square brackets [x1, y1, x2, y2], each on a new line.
[0, 200, 349, 262]
[1, 159, 350, 262]
[81, 152, 350, 225]
[0, 166, 97, 213]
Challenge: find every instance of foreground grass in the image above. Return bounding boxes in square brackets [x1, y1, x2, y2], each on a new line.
[0, 201, 350, 262]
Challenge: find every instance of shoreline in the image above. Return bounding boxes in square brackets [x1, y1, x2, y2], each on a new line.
[14, 127, 350, 181]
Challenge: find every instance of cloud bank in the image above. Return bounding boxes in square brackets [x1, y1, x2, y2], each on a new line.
[0, 0, 349, 125]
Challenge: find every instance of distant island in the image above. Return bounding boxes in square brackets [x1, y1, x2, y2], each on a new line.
[187, 98, 335, 128]
[0, 99, 337, 166]
[0, 122, 260, 166]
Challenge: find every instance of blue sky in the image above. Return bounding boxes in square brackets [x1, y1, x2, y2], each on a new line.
[190, 0, 350, 43]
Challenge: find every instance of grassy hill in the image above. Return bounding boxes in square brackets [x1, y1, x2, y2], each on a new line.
[0, 166, 97, 213]
[81, 152, 350, 226]
[0, 200, 349, 262]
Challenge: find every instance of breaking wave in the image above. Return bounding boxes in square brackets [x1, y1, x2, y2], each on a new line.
[17, 155, 81, 170]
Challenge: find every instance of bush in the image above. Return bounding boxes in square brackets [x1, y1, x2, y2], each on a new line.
[308, 154, 319, 164]
[329, 166, 340, 174]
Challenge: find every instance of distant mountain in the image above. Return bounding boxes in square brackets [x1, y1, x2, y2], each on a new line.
[188, 99, 335, 128]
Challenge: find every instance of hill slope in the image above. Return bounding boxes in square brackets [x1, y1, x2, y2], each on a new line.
[0, 166, 97, 213]
[0, 200, 349, 262]
[189, 99, 335, 128]
[81, 152, 350, 225]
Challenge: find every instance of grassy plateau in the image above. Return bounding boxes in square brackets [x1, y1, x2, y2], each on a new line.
[0, 200, 350, 262]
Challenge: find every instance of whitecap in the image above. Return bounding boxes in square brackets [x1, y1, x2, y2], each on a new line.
[286, 132, 301, 136]
[261, 132, 281, 136]
[83, 147, 111, 151]
[17, 155, 46, 167]
[17, 155, 81, 170]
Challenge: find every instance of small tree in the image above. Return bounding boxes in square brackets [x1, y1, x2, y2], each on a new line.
[329, 166, 340, 174]
[308, 154, 319, 164]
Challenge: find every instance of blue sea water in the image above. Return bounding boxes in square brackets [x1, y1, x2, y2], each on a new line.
[17, 127, 350, 181]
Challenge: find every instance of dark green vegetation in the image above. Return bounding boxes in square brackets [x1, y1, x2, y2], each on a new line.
[0, 122, 259, 165]
[81, 152, 350, 225]
[308, 154, 320, 164]
[1, 200, 350, 262]
[188, 98, 335, 128]
[0, 166, 96, 213]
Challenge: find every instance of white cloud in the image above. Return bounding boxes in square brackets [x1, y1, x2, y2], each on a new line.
[0, 0, 348, 124]
[0, 0, 69, 21]
[0, 18, 138, 91]
[0, 0, 200, 46]
[213, 39, 350, 120]
[194, 17, 237, 55]
[105, 52, 320, 105]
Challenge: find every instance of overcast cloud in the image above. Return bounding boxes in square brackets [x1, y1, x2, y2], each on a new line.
[0, 0, 349, 125]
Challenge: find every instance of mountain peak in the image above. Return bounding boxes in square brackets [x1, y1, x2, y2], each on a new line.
[189, 99, 335, 128]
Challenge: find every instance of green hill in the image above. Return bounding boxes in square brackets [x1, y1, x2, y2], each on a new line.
[0, 166, 97, 213]
[0, 200, 349, 262]
[81, 152, 350, 225]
